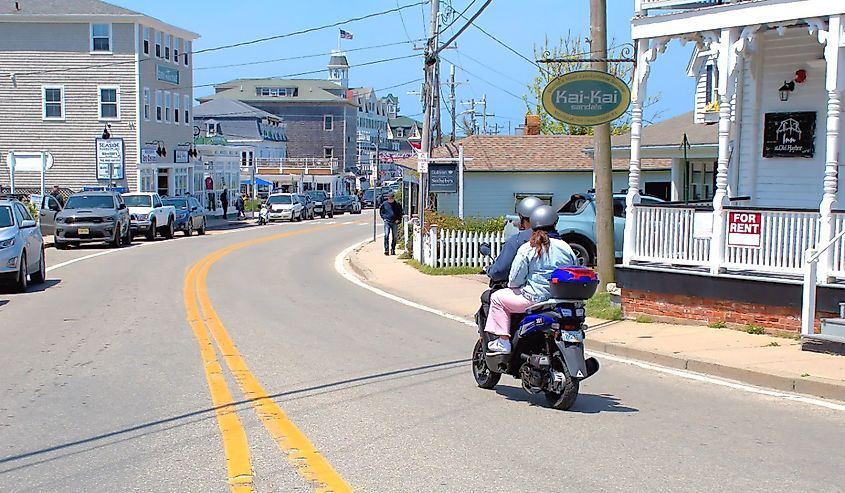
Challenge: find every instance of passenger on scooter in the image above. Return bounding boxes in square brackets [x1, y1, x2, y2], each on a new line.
[485, 205, 578, 355]
[485, 196, 544, 282]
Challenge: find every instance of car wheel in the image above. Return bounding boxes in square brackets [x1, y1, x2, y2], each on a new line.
[329, 209, 334, 218]
[30, 248, 46, 284]
[567, 240, 594, 267]
[198, 218, 207, 235]
[109, 226, 121, 248]
[122, 224, 132, 246]
[146, 219, 157, 240]
[321, 211, 326, 219]
[14, 253, 28, 293]
[55, 239, 68, 250]
[184, 220, 193, 236]
[163, 218, 175, 239]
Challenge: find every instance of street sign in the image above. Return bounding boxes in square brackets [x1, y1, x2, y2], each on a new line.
[428, 163, 458, 193]
[95, 138, 125, 180]
[542, 70, 631, 126]
[727, 211, 762, 248]
[417, 153, 428, 173]
[5, 152, 53, 172]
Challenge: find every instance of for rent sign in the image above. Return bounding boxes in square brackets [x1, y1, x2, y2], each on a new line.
[727, 211, 762, 248]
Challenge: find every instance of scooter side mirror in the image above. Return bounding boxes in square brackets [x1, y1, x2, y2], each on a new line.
[479, 243, 492, 257]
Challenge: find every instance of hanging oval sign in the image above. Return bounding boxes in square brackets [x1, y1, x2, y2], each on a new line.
[542, 70, 631, 126]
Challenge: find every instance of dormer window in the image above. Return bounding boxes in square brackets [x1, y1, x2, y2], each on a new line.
[206, 122, 222, 136]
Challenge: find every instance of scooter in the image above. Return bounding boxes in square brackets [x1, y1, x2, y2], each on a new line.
[258, 203, 269, 225]
[472, 243, 600, 410]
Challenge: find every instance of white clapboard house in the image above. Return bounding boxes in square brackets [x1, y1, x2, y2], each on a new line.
[619, 0, 845, 353]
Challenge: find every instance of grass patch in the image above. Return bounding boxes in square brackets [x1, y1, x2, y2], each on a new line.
[708, 320, 727, 329]
[586, 292, 622, 321]
[635, 315, 654, 324]
[764, 341, 780, 347]
[744, 324, 766, 335]
[405, 258, 482, 276]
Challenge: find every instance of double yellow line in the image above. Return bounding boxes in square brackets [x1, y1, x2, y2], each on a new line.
[183, 225, 353, 493]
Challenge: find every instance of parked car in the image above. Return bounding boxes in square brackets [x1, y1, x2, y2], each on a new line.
[362, 189, 384, 208]
[295, 194, 316, 220]
[304, 190, 334, 218]
[163, 197, 207, 236]
[33, 193, 63, 237]
[123, 192, 176, 240]
[54, 191, 131, 249]
[0, 196, 46, 292]
[333, 195, 362, 215]
[266, 193, 304, 222]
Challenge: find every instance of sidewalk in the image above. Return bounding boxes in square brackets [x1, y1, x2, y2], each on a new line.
[348, 239, 845, 402]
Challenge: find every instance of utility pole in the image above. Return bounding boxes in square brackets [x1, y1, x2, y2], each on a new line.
[445, 64, 467, 142]
[479, 94, 494, 135]
[418, 0, 440, 231]
[460, 98, 477, 135]
[590, 0, 615, 290]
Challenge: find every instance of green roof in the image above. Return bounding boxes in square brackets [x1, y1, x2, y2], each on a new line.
[389, 116, 422, 128]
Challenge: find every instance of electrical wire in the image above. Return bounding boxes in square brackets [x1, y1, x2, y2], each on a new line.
[195, 39, 426, 71]
[438, 0, 477, 36]
[441, 56, 535, 105]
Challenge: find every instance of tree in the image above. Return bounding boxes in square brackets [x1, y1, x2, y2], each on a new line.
[523, 33, 660, 136]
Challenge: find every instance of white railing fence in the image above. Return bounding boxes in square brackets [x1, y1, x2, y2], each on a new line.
[828, 212, 845, 277]
[801, 228, 845, 336]
[722, 209, 820, 274]
[632, 206, 711, 266]
[422, 225, 505, 268]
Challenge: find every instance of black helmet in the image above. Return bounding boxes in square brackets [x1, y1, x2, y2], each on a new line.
[529, 205, 557, 230]
[516, 196, 543, 219]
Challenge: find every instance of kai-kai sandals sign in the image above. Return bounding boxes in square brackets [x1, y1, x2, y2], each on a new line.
[542, 70, 631, 126]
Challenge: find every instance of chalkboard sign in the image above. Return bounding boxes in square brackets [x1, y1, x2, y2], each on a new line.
[762, 111, 816, 158]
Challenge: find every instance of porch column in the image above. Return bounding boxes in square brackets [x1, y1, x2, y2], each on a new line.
[709, 28, 739, 275]
[817, 14, 844, 281]
[622, 38, 659, 265]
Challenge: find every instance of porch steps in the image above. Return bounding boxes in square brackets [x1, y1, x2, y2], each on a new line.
[803, 318, 845, 356]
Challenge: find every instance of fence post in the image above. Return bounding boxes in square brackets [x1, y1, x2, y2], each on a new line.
[413, 217, 422, 263]
[429, 224, 439, 268]
[402, 214, 410, 253]
[801, 249, 818, 336]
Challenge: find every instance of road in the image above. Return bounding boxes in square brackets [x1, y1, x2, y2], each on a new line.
[1, 216, 844, 492]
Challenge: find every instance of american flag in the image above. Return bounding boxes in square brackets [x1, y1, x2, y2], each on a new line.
[340, 29, 353, 40]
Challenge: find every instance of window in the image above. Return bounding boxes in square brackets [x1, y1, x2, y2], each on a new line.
[143, 27, 150, 55]
[514, 193, 552, 213]
[164, 91, 171, 123]
[396, 128, 404, 138]
[184, 95, 190, 124]
[705, 64, 719, 107]
[323, 147, 334, 159]
[98, 86, 119, 120]
[155, 90, 162, 121]
[91, 23, 111, 52]
[42, 85, 64, 120]
[323, 115, 333, 131]
[183, 40, 190, 66]
[164, 34, 171, 60]
[174, 93, 180, 123]
[155, 31, 161, 58]
[256, 87, 296, 97]
[143, 87, 150, 121]
[174, 38, 180, 63]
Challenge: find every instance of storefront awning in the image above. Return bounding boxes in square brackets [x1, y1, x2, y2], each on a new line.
[241, 177, 272, 186]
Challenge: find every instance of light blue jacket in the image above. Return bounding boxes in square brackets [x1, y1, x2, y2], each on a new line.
[508, 238, 579, 302]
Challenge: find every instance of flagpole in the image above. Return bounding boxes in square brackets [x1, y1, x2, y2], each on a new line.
[337, 30, 341, 52]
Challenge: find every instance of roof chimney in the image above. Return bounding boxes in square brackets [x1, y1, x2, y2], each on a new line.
[525, 114, 541, 135]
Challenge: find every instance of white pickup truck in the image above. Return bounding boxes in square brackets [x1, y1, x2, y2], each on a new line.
[122, 192, 176, 240]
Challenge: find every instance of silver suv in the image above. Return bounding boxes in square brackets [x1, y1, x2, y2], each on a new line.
[0, 197, 46, 292]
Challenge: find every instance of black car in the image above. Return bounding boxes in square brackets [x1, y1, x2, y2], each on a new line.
[362, 189, 384, 208]
[304, 190, 333, 218]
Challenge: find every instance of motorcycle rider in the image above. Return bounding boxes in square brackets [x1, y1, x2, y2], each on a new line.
[485, 205, 578, 355]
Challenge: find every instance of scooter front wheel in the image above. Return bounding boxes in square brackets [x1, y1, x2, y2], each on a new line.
[472, 338, 501, 389]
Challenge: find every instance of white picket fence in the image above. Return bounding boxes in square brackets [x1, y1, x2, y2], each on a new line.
[409, 221, 505, 268]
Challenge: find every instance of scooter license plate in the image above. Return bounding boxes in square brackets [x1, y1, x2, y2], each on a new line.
[561, 330, 584, 343]
[78, 228, 89, 235]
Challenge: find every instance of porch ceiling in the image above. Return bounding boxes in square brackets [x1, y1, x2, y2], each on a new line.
[632, 0, 842, 39]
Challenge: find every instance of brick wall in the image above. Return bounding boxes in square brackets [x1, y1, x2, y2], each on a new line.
[622, 289, 834, 333]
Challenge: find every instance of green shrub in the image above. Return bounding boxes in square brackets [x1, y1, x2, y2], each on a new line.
[635, 314, 654, 324]
[708, 320, 727, 329]
[744, 324, 765, 335]
[245, 198, 263, 212]
[424, 210, 505, 233]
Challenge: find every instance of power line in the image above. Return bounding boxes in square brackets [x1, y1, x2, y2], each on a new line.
[395, 0, 415, 44]
[195, 39, 425, 71]
[457, 50, 527, 88]
[442, 56, 534, 105]
[438, 0, 477, 35]
[192, 1, 427, 55]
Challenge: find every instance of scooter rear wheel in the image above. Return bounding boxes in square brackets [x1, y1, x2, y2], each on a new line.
[545, 355, 579, 410]
[472, 338, 501, 389]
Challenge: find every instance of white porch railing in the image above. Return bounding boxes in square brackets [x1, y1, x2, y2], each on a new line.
[254, 157, 339, 170]
[632, 206, 711, 266]
[722, 209, 819, 274]
[828, 213, 845, 278]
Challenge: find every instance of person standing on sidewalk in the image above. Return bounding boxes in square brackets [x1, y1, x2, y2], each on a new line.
[235, 193, 245, 219]
[220, 188, 229, 220]
[379, 192, 404, 256]
[50, 185, 65, 207]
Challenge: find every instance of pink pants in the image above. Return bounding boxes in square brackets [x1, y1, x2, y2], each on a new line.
[484, 288, 534, 337]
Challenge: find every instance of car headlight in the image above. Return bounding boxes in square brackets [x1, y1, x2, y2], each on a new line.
[102, 215, 117, 222]
[0, 238, 15, 249]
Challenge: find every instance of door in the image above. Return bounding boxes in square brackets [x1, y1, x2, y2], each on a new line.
[14, 203, 40, 273]
[612, 198, 626, 257]
[39, 195, 61, 236]
[157, 169, 170, 197]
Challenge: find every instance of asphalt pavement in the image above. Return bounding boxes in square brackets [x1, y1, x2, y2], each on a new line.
[1, 215, 844, 492]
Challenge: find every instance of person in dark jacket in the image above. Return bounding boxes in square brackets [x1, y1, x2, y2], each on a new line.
[486, 196, 545, 281]
[220, 188, 229, 220]
[379, 192, 404, 255]
[236, 193, 246, 219]
[50, 185, 65, 207]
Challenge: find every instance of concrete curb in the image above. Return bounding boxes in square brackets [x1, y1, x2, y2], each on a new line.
[585, 339, 845, 403]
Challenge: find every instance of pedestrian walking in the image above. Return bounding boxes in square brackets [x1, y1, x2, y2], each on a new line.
[236, 193, 245, 219]
[220, 188, 229, 220]
[379, 192, 404, 255]
[50, 185, 65, 207]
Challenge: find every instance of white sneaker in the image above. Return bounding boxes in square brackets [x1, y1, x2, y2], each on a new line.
[486, 338, 511, 355]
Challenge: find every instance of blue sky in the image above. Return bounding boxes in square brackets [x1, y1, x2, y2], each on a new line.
[114, 0, 694, 132]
